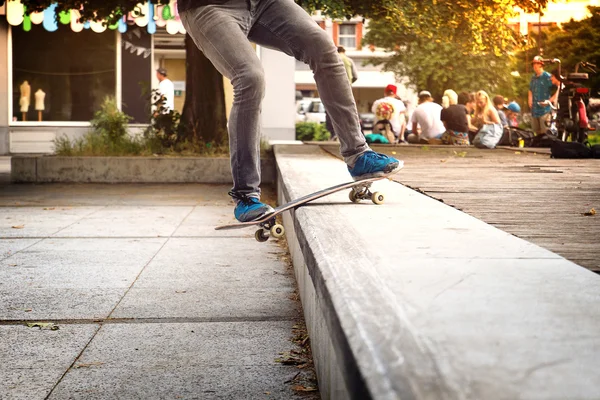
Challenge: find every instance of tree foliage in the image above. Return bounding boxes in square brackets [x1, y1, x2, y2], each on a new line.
[510, 6, 600, 110]
[362, 0, 549, 100]
[539, 6, 599, 95]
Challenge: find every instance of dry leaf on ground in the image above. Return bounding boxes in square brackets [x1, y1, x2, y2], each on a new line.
[292, 385, 318, 392]
[26, 322, 59, 330]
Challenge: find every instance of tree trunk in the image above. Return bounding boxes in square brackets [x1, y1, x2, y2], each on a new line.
[180, 34, 228, 144]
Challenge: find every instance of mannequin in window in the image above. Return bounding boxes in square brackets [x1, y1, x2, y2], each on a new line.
[20, 81, 31, 121]
[35, 89, 46, 121]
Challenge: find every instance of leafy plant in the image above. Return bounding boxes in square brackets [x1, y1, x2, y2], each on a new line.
[363, 3, 516, 100]
[90, 96, 132, 143]
[296, 122, 331, 141]
[143, 89, 183, 151]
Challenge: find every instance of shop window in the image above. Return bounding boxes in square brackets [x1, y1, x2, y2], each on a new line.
[339, 24, 356, 49]
[12, 24, 116, 122]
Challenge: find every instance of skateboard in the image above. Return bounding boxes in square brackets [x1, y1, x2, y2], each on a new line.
[214, 173, 397, 242]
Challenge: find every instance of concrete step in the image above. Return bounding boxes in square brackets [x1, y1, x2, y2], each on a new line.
[274, 143, 600, 400]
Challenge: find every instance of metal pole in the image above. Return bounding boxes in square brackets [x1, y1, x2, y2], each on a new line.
[538, 12, 542, 55]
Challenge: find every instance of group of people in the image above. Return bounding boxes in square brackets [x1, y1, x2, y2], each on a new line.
[370, 85, 523, 149]
[369, 55, 560, 149]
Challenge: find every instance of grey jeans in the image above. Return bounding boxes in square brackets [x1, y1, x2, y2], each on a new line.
[180, 0, 370, 199]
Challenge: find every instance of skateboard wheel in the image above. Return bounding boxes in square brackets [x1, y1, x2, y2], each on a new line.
[270, 224, 285, 239]
[371, 192, 385, 205]
[255, 229, 269, 242]
[349, 190, 361, 203]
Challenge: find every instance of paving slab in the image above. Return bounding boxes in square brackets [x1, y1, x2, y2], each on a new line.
[49, 322, 299, 399]
[0, 238, 39, 259]
[55, 206, 194, 238]
[0, 238, 166, 288]
[0, 238, 166, 320]
[173, 205, 250, 238]
[110, 238, 296, 319]
[0, 288, 129, 321]
[0, 324, 100, 400]
[0, 207, 102, 238]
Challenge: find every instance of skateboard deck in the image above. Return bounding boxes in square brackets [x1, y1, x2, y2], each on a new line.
[215, 172, 398, 242]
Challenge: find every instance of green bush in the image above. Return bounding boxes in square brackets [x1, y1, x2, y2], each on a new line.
[52, 93, 231, 157]
[91, 96, 133, 143]
[296, 122, 331, 141]
[143, 88, 183, 151]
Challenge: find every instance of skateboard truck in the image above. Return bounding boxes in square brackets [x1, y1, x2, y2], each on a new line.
[348, 182, 385, 204]
[254, 216, 285, 243]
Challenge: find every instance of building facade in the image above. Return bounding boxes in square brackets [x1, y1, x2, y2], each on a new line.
[0, 0, 295, 155]
[296, 13, 415, 115]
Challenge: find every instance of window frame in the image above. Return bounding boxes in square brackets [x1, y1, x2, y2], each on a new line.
[338, 23, 357, 49]
[7, 25, 122, 126]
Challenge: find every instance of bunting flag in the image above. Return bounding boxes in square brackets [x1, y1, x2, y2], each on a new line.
[123, 40, 152, 58]
[6, 0, 184, 34]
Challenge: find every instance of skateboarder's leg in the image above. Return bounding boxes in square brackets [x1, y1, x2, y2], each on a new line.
[181, 3, 274, 221]
[247, 0, 369, 164]
[248, 0, 402, 179]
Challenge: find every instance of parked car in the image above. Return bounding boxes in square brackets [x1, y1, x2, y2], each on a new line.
[304, 99, 326, 124]
[295, 97, 318, 123]
[359, 112, 375, 132]
[296, 101, 308, 123]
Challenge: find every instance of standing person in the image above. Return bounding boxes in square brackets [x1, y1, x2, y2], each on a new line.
[156, 67, 175, 112]
[371, 84, 407, 143]
[407, 91, 446, 143]
[472, 90, 503, 149]
[337, 46, 358, 84]
[528, 56, 558, 135]
[326, 46, 358, 141]
[178, 0, 401, 222]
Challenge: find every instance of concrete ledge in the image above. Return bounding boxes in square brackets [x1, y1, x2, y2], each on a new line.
[10, 156, 275, 184]
[274, 144, 600, 400]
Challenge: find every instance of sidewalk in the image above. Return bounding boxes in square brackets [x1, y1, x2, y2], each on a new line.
[0, 183, 317, 399]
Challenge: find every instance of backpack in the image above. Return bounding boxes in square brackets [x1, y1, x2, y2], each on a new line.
[530, 133, 560, 148]
[365, 133, 390, 144]
[591, 144, 600, 159]
[550, 141, 592, 158]
[498, 127, 535, 147]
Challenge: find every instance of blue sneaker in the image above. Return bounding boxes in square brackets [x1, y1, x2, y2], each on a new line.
[348, 151, 404, 181]
[231, 193, 274, 223]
